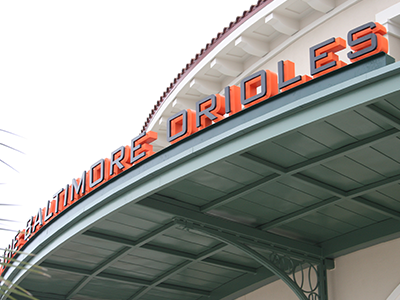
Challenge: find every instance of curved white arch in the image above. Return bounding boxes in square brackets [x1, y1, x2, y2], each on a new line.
[387, 284, 400, 300]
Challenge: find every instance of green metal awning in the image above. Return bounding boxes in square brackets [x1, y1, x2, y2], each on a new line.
[5, 53, 400, 300]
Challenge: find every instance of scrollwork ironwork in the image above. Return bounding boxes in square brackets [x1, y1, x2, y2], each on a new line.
[269, 252, 322, 300]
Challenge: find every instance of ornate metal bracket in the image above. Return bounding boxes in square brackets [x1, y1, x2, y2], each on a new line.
[174, 218, 330, 300]
[267, 251, 329, 300]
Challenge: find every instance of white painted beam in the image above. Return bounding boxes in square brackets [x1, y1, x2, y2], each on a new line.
[265, 12, 299, 36]
[172, 97, 195, 112]
[210, 57, 243, 77]
[190, 78, 221, 95]
[234, 36, 269, 57]
[157, 117, 167, 132]
[152, 133, 169, 149]
[386, 21, 400, 39]
[150, 118, 170, 149]
[376, 3, 400, 39]
[302, 0, 335, 13]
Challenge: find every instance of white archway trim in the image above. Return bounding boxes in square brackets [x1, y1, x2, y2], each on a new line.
[387, 283, 400, 300]
[376, 2, 400, 39]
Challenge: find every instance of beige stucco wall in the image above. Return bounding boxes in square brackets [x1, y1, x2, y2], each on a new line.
[237, 237, 400, 300]
[327, 237, 400, 300]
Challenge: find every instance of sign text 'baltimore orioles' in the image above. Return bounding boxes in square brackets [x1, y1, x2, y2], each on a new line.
[0, 21, 389, 275]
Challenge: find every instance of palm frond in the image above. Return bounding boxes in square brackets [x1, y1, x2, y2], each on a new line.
[0, 249, 50, 299]
[0, 130, 23, 138]
[0, 159, 19, 173]
[1, 257, 48, 276]
[0, 279, 39, 300]
[0, 218, 18, 223]
[0, 143, 24, 155]
[0, 130, 45, 299]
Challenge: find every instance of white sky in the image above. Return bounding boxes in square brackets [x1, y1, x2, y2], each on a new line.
[0, 1, 258, 248]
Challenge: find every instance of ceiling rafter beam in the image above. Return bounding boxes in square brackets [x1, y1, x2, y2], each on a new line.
[212, 129, 398, 218]
[321, 219, 400, 257]
[41, 261, 211, 296]
[158, 282, 211, 296]
[292, 173, 400, 222]
[286, 129, 399, 174]
[201, 173, 280, 212]
[65, 222, 176, 299]
[202, 257, 257, 274]
[366, 104, 400, 130]
[98, 272, 211, 296]
[292, 173, 347, 198]
[174, 219, 321, 264]
[240, 152, 286, 174]
[143, 244, 257, 274]
[352, 197, 400, 221]
[239, 238, 335, 270]
[346, 174, 400, 198]
[127, 243, 227, 300]
[83, 221, 176, 248]
[294, 172, 400, 200]
[83, 230, 138, 246]
[142, 243, 197, 260]
[139, 196, 323, 258]
[198, 152, 285, 212]
[40, 262, 91, 276]
[82, 233, 257, 274]
[175, 219, 310, 300]
[127, 261, 194, 300]
[241, 129, 398, 178]
[28, 291, 66, 300]
[41, 262, 151, 286]
[193, 125, 399, 232]
[258, 197, 341, 230]
[134, 221, 176, 247]
[65, 246, 132, 299]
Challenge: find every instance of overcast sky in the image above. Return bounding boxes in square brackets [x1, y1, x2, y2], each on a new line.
[0, 1, 258, 248]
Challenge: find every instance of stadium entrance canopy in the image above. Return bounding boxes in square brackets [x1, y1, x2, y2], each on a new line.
[3, 53, 400, 300]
